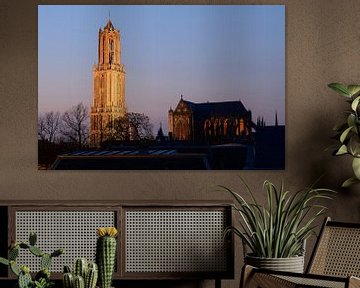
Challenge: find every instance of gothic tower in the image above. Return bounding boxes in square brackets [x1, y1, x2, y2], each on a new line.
[90, 19, 126, 147]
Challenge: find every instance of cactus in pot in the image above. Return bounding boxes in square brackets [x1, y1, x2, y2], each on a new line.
[96, 227, 118, 288]
[62, 259, 98, 288]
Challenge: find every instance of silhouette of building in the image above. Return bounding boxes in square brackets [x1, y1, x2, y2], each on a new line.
[90, 19, 126, 147]
[156, 123, 166, 143]
[168, 96, 253, 143]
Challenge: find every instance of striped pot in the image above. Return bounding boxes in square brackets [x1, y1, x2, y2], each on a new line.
[245, 254, 305, 273]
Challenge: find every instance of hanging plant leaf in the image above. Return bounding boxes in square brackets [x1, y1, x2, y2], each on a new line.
[336, 145, 348, 155]
[351, 96, 360, 111]
[340, 127, 353, 143]
[347, 85, 360, 97]
[347, 114, 356, 128]
[342, 177, 360, 188]
[352, 157, 360, 179]
[328, 83, 351, 97]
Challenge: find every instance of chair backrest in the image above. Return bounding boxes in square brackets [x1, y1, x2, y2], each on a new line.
[307, 217, 360, 277]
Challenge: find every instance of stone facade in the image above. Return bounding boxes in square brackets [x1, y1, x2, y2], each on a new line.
[90, 19, 126, 147]
[168, 96, 253, 144]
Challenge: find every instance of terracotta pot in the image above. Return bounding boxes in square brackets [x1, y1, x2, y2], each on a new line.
[245, 254, 305, 273]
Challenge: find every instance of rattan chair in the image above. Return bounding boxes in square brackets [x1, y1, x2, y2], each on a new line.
[241, 217, 360, 288]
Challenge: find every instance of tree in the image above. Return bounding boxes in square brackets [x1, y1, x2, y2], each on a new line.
[38, 111, 61, 143]
[108, 112, 153, 142]
[61, 103, 89, 148]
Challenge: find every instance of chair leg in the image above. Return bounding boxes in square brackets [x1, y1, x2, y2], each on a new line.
[240, 265, 255, 288]
[215, 278, 221, 288]
[240, 265, 296, 288]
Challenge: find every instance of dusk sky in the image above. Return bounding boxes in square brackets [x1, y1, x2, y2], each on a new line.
[38, 5, 285, 134]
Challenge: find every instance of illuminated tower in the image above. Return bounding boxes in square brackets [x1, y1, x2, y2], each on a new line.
[90, 19, 126, 147]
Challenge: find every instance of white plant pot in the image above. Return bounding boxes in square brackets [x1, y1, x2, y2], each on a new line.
[245, 254, 305, 273]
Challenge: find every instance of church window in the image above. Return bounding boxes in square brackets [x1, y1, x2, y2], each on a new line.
[214, 119, 219, 136]
[239, 118, 245, 135]
[223, 119, 229, 136]
[175, 119, 188, 140]
[109, 39, 114, 64]
[204, 119, 211, 137]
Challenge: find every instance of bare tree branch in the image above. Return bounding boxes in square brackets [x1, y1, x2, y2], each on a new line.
[38, 111, 61, 143]
[61, 103, 89, 148]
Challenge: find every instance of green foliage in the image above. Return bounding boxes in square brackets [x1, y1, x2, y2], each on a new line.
[328, 82, 360, 187]
[0, 232, 64, 288]
[221, 178, 335, 258]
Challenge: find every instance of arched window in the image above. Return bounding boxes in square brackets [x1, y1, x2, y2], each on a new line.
[239, 118, 245, 135]
[204, 119, 211, 137]
[175, 119, 188, 140]
[214, 119, 219, 136]
[109, 39, 114, 64]
[223, 119, 229, 136]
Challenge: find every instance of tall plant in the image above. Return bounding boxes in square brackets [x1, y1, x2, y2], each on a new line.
[222, 179, 334, 258]
[328, 83, 360, 187]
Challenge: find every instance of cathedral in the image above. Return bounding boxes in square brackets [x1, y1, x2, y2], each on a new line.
[168, 96, 253, 143]
[90, 19, 126, 147]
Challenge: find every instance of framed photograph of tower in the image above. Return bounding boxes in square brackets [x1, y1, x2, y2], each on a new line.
[38, 5, 285, 170]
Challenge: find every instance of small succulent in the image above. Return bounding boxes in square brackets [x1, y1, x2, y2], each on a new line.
[32, 278, 54, 288]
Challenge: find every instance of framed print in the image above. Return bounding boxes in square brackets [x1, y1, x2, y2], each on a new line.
[38, 5, 285, 170]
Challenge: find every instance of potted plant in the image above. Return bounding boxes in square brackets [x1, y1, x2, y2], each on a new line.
[221, 179, 335, 273]
[0, 232, 63, 288]
[328, 83, 360, 187]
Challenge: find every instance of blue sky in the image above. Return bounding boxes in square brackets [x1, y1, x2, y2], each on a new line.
[38, 5, 285, 134]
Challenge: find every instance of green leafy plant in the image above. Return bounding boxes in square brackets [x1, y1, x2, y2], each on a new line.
[328, 83, 360, 187]
[221, 179, 335, 258]
[0, 232, 63, 288]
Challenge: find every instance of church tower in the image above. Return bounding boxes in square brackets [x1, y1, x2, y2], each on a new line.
[90, 19, 126, 147]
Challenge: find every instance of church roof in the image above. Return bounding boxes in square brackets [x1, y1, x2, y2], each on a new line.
[182, 100, 249, 118]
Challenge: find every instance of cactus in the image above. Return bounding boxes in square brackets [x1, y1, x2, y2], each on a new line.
[29, 245, 44, 257]
[0, 257, 9, 266]
[9, 246, 19, 260]
[29, 232, 37, 246]
[63, 272, 74, 288]
[34, 268, 51, 285]
[63, 260, 98, 288]
[74, 275, 85, 288]
[41, 253, 52, 270]
[74, 258, 88, 279]
[51, 248, 64, 258]
[10, 260, 20, 276]
[85, 263, 98, 288]
[18, 269, 32, 288]
[0, 232, 64, 288]
[64, 265, 72, 273]
[96, 227, 118, 288]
